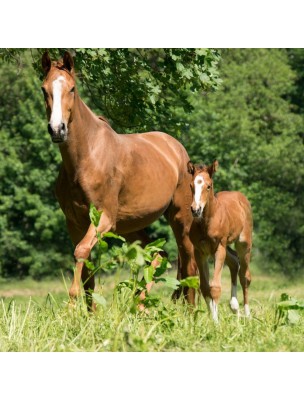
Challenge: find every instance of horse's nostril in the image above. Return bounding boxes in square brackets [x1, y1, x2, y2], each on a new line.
[47, 123, 54, 135]
[60, 122, 66, 132]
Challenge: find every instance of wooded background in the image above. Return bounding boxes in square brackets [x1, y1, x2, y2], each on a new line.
[0, 48, 303, 278]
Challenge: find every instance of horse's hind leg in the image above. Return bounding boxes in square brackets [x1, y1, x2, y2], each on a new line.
[235, 241, 252, 317]
[167, 210, 197, 306]
[225, 247, 240, 314]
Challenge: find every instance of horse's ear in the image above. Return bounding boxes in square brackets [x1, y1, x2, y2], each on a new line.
[41, 52, 51, 75]
[187, 161, 195, 175]
[208, 160, 219, 177]
[63, 51, 74, 72]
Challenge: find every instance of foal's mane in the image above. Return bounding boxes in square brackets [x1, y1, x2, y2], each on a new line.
[195, 164, 209, 173]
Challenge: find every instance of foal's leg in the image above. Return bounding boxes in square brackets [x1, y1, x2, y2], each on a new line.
[225, 247, 240, 314]
[236, 242, 252, 317]
[209, 243, 226, 322]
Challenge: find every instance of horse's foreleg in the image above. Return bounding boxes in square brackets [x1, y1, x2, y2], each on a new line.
[209, 243, 226, 322]
[69, 212, 114, 305]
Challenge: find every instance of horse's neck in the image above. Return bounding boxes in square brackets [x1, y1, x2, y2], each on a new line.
[59, 94, 117, 180]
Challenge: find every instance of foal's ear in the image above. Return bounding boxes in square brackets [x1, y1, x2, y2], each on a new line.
[41, 52, 51, 75]
[63, 51, 74, 72]
[208, 160, 219, 177]
[187, 161, 195, 175]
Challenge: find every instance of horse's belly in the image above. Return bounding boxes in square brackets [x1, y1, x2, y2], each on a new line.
[115, 198, 171, 234]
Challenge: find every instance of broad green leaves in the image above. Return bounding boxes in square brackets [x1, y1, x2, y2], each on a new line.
[275, 293, 304, 328]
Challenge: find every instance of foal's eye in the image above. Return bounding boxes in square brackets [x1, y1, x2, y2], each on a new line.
[41, 87, 47, 96]
[70, 87, 75, 93]
[207, 185, 211, 190]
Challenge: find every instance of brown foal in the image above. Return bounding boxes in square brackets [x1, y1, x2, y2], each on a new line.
[188, 160, 253, 322]
[41, 52, 197, 309]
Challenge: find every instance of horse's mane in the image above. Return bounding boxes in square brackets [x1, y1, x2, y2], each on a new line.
[51, 60, 75, 78]
[98, 116, 111, 127]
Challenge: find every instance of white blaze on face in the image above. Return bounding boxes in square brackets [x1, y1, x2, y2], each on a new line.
[194, 174, 205, 209]
[50, 76, 65, 130]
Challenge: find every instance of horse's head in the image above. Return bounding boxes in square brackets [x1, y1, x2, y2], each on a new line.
[188, 160, 218, 218]
[41, 52, 76, 143]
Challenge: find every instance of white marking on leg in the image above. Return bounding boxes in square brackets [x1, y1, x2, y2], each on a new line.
[206, 296, 218, 323]
[230, 284, 239, 313]
[50, 76, 65, 131]
[244, 304, 250, 317]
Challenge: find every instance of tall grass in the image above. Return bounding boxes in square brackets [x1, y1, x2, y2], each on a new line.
[0, 264, 303, 352]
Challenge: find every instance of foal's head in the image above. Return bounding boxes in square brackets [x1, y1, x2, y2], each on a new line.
[188, 160, 219, 218]
[41, 52, 76, 143]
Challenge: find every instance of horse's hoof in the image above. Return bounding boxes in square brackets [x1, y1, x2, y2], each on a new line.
[230, 297, 240, 314]
[244, 304, 250, 317]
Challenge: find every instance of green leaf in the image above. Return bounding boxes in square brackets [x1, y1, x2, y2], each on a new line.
[92, 293, 107, 307]
[144, 265, 155, 283]
[97, 239, 108, 253]
[154, 257, 169, 278]
[102, 232, 126, 242]
[145, 238, 166, 250]
[159, 276, 180, 290]
[287, 309, 300, 324]
[89, 204, 102, 227]
[83, 259, 96, 271]
[126, 247, 137, 260]
[179, 276, 200, 289]
[277, 300, 298, 310]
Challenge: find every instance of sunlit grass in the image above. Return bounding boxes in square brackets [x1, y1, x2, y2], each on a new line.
[0, 263, 303, 352]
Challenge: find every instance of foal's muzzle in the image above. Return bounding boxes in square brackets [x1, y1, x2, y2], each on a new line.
[48, 123, 67, 143]
[191, 206, 202, 218]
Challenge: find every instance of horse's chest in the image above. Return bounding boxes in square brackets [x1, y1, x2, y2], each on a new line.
[56, 176, 90, 227]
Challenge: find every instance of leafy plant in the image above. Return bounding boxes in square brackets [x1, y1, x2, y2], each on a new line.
[274, 293, 304, 330]
[85, 205, 180, 311]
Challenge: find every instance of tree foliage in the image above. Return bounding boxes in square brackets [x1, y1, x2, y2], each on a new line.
[0, 54, 71, 278]
[1, 48, 221, 136]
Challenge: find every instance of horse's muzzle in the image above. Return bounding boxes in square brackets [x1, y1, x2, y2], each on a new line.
[48, 123, 67, 143]
[191, 206, 202, 218]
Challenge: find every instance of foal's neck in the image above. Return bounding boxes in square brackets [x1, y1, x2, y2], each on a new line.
[203, 188, 217, 222]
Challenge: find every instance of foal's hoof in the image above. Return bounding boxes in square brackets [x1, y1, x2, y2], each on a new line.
[244, 304, 251, 317]
[230, 297, 240, 314]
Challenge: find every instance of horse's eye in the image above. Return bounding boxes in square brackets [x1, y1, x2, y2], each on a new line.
[41, 87, 47, 95]
[70, 87, 75, 93]
[207, 185, 211, 190]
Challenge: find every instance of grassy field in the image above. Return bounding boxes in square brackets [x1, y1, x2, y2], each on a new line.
[0, 263, 303, 352]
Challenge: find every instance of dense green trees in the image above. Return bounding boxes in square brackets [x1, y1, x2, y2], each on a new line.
[0, 55, 71, 278]
[0, 48, 303, 278]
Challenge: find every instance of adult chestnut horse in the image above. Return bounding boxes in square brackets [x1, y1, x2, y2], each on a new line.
[41, 51, 196, 308]
[188, 160, 253, 322]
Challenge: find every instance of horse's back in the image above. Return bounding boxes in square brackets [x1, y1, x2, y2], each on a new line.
[119, 131, 189, 179]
